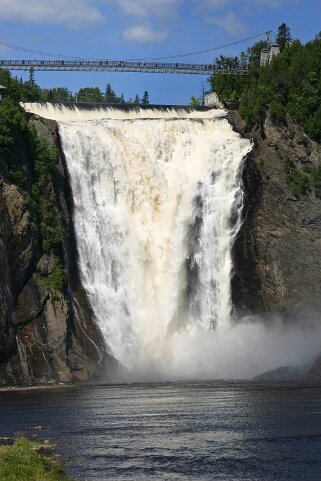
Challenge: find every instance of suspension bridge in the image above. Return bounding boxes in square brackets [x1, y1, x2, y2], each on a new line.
[0, 32, 272, 76]
[0, 59, 249, 76]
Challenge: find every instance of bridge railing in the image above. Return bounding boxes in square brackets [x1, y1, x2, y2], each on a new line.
[0, 59, 249, 75]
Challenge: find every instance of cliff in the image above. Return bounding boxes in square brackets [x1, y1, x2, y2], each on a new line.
[1, 105, 320, 385]
[0, 115, 109, 386]
[230, 111, 321, 316]
[229, 111, 321, 379]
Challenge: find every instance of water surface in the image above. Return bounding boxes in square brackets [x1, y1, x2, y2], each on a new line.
[1, 381, 321, 480]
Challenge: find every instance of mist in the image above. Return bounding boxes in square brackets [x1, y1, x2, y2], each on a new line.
[115, 316, 321, 383]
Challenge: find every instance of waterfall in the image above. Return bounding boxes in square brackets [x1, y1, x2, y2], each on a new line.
[23, 104, 252, 379]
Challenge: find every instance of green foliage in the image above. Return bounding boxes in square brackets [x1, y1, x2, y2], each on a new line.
[284, 158, 311, 197]
[189, 96, 201, 106]
[0, 70, 41, 102]
[0, 438, 73, 481]
[239, 31, 321, 140]
[270, 101, 286, 123]
[208, 41, 266, 103]
[0, 66, 150, 106]
[208, 26, 321, 141]
[276, 23, 292, 51]
[211, 74, 248, 103]
[77, 87, 104, 103]
[284, 159, 321, 198]
[0, 79, 63, 258]
[133, 94, 140, 105]
[41, 87, 73, 103]
[72, 83, 150, 105]
[39, 258, 65, 293]
[0, 99, 29, 189]
[29, 135, 62, 253]
[246, 40, 269, 66]
[105, 83, 119, 103]
[141, 90, 150, 105]
[311, 165, 321, 198]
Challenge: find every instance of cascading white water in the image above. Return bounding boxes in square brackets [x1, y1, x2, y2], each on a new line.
[23, 103, 253, 379]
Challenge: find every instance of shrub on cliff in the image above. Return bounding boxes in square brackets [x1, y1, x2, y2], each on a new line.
[210, 28, 321, 142]
[0, 93, 64, 292]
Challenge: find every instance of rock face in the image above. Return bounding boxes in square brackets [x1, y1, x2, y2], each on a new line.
[229, 111, 321, 380]
[0, 117, 109, 386]
[1, 108, 320, 385]
[230, 111, 321, 318]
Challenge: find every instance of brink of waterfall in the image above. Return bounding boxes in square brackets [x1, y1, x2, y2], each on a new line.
[22, 103, 253, 381]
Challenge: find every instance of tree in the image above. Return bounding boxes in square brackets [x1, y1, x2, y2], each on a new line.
[29, 68, 35, 85]
[133, 94, 140, 105]
[76, 87, 103, 103]
[105, 84, 117, 103]
[141, 91, 149, 105]
[189, 96, 200, 106]
[276, 23, 292, 51]
[214, 55, 239, 69]
[247, 40, 268, 66]
[41, 87, 73, 103]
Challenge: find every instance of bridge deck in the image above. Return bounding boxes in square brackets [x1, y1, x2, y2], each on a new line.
[0, 59, 249, 76]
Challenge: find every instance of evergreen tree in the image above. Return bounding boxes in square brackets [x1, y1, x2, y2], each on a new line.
[29, 67, 35, 85]
[189, 96, 200, 106]
[276, 23, 292, 51]
[41, 87, 73, 103]
[133, 94, 140, 105]
[105, 83, 117, 103]
[247, 40, 268, 66]
[141, 91, 149, 104]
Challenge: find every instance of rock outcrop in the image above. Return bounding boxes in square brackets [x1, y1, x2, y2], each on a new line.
[0, 117, 109, 386]
[230, 111, 321, 317]
[229, 111, 321, 380]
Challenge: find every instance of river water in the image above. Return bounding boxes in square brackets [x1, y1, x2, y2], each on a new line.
[1, 381, 321, 481]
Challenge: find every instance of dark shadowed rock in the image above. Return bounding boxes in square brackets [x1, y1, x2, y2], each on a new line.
[230, 111, 321, 318]
[0, 116, 110, 386]
[254, 365, 307, 381]
[307, 355, 321, 380]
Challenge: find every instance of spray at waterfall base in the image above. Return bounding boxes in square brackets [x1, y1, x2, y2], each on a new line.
[23, 104, 321, 381]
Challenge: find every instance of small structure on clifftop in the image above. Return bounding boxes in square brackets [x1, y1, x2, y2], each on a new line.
[0, 85, 6, 101]
[260, 32, 280, 66]
[204, 91, 224, 108]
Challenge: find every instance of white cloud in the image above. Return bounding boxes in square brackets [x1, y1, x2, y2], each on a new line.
[123, 24, 168, 44]
[207, 11, 246, 36]
[116, 0, 180, 17]
[0, 0, 104, 27]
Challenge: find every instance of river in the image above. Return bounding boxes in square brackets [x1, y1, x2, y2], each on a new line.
[1, 381, 321, 480]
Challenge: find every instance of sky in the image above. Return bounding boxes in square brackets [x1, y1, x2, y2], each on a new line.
[0, 0, 320, 104]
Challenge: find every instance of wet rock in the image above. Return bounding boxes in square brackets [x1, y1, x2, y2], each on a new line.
[230, 111, 321, 317]
[0, 183, 38, 293]
[0, 437, 13, 445]
[0, 117, 107, 386]
[307, 355, 321, 380]
[254, 365, 307, 381]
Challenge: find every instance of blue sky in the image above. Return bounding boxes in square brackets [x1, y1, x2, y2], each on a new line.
[0, 0, 319, 104]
